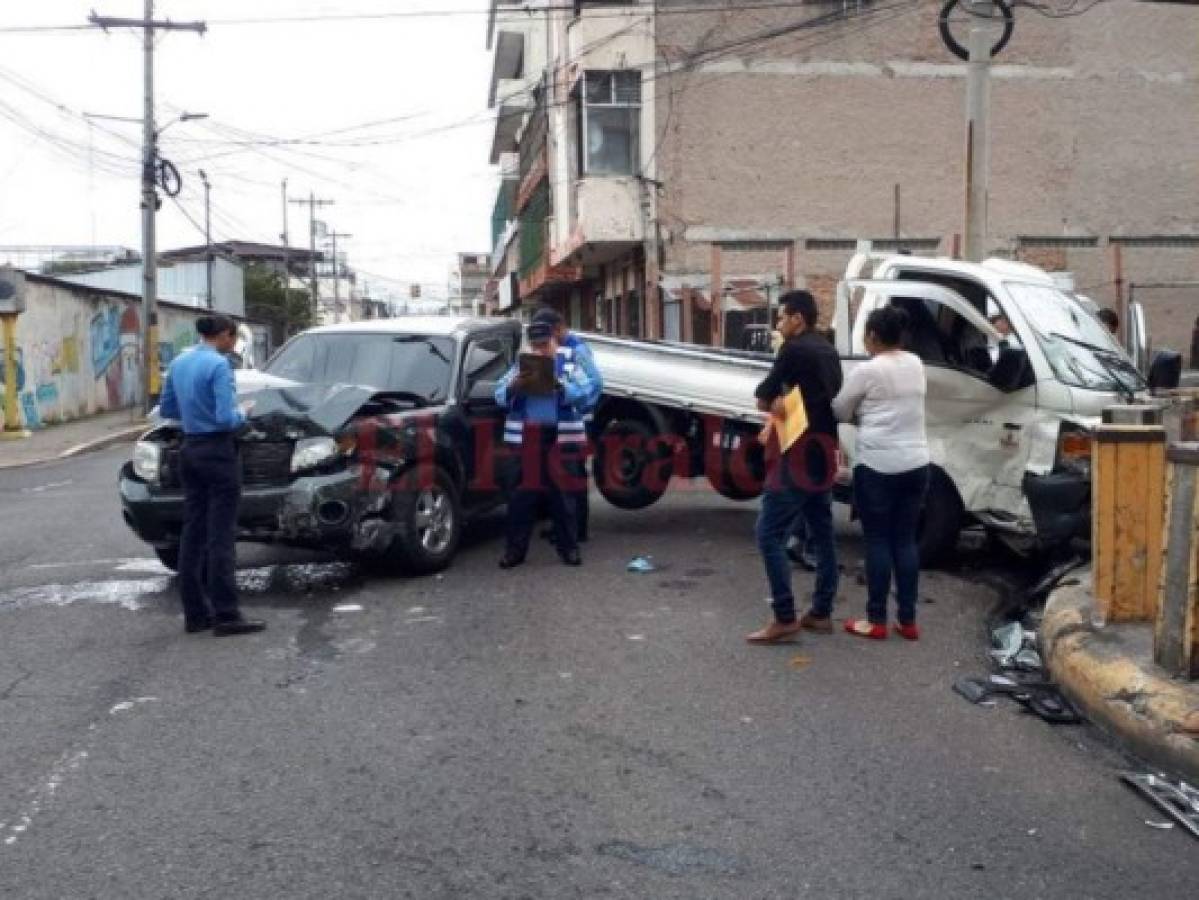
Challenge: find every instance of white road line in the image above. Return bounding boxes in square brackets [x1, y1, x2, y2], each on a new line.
[1, 749, 89, 849]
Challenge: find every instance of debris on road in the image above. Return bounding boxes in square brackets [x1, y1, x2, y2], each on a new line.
[1121, 772, 1199, 839]
[952, 674, 1083, 724]
[627, 556, 657, 574]
[789, 654, 812, 670]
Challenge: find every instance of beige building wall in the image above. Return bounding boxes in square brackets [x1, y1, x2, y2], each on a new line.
[654, 0, 1199, 340]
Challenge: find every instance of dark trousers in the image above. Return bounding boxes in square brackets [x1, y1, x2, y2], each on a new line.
[756, 486, 839, 624]
[853, 464, 930, 626]
[537, 419, 595, 541]
[179, 433, 242, 624]
[503, 427, 582, 560]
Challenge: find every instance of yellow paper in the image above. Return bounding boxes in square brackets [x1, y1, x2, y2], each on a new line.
[777, 386, 808, 453]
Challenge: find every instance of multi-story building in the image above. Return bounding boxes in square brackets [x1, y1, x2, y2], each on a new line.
[449, 252, 492, 316]
[486, 0, 1199, 351]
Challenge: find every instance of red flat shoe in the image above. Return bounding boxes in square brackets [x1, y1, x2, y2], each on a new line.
[894, 623, 920, 641]
[844, 618, 887, 640]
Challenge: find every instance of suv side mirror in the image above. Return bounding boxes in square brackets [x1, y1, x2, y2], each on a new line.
[466, 379, 498, 407]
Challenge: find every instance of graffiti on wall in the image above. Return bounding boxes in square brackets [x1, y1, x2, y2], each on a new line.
[90, 306, 121, 375]
[0, 347, 26, 392]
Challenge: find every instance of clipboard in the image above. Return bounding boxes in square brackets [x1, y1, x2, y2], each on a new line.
[518, 352, 556, 395]
[760, 386, 808, 452]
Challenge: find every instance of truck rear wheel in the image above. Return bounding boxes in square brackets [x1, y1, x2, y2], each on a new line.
[595, 418, 673, 510]
[917, 468, 963, 567]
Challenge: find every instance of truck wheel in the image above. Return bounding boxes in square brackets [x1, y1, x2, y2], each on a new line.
[595, 418, 672, 510]
[386, 466, 462, 575]
[918, 468, 963, 568]
[707, 427, 765, 501]
[155, 546, 180, 572]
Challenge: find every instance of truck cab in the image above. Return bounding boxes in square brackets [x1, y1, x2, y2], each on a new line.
[834, 250, 1147, 560]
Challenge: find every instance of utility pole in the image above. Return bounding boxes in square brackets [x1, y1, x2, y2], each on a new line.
[280, 177, 290, 297]
[289, 192, 333, 321]
[963, 0, 996, 262]
[89, 2, 206, 414]
[198, 169, 213, 309]
[325, 230, 353, 323]
[639, 177, 662, 340]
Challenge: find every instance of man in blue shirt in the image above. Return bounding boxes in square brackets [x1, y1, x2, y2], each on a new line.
[159, 315, 265, 636]
[494, 320, 593, 568]
[531, 307, 603, 543]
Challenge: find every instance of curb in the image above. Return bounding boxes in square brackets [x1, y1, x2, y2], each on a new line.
[58, 422, 147, 460]
[1041, 574, 1199, 781]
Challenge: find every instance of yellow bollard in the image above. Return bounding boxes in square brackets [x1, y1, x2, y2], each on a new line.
[0, 312, 30, 439]
[1092, 413, 1167, 624]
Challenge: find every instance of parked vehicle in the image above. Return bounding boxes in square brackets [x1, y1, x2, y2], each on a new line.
[121, 317, 522, 574]
[586, 249, 1151, 563]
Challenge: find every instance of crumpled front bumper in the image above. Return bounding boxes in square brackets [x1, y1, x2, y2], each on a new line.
[119, 463, 395, 553]
[1023, 470, 1090, 548]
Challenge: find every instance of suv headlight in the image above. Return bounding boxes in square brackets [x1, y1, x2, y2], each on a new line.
[132, 441, 162, 484]
[291, 437, 340, 474]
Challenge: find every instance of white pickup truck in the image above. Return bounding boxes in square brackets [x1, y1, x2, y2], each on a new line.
[587, 249, 1150, 564]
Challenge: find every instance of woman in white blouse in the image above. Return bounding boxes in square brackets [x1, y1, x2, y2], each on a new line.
[832, 306, 930, 641]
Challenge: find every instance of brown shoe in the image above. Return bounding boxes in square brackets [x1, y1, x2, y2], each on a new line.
[746, 620, 802, 644]
[798, 612, 833, 634]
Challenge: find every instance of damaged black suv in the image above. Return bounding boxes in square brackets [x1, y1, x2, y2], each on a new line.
[119, 317, 521, 575]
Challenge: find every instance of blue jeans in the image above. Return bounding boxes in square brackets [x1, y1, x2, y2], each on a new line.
[853, 464, 930, 626]
[756, 487, 838, 624]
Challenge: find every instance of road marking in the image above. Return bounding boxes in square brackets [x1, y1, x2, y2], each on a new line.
[1, 749, 89, 849]
[0, 578, 168, 612]
[109, 697, 158, 715]
[332, 603, 364, 613]
[20, 480, 74, 495]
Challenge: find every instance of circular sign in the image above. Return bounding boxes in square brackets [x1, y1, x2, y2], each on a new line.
[939, 0, 1015, 61]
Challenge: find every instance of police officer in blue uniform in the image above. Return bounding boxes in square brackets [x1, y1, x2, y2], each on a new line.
[159, 315, 265, 636]
[531, 307, 603, 542]
[494, 319, 594, 568]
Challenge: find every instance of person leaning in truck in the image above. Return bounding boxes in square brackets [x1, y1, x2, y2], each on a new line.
[159, 315, 265, 637]
[494, 320, 595, 569]
[531, 307, 603, 543]
[1098, 307, 1119, 336]
[833, 305, 930, 641]
[746, 291, 844, 644]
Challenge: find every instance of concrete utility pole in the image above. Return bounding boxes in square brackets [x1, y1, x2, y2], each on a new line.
[963, 0, 996, 263]
[198, 169, 213, 309]
[289, 192, 334, 320]
[280, 177, 290, 294]
[89, 2, 206, 414]
[325, 230, 353, 323]
[639, 177, 662, 340]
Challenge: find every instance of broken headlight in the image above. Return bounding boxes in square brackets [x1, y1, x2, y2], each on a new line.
[1055, 427, 1092, 478]
[132, 441, 163, 485]
[291, 437, 339, 474]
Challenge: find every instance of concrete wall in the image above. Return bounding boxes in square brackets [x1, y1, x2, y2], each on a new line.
[653, 0, 1199, 333]
[0, 277, 213, 431]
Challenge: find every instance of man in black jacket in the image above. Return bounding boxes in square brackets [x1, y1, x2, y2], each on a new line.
[746, 291, 843, 644]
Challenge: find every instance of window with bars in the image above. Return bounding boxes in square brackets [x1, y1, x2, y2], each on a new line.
[576, 70, 641, 177]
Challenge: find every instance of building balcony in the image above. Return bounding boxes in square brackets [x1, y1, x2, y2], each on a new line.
[553, 176, 644, 267]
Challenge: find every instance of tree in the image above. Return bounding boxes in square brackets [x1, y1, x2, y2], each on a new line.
[244, 264, 313, 346]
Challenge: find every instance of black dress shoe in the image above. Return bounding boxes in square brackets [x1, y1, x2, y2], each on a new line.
[212, 617, 267, 637]
[498, 553, 526, 570]
[558, 548, 582, 567]
[184, 618, 213, 634]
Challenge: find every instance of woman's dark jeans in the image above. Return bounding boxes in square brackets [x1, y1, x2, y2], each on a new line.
[853, 464, 930, 626]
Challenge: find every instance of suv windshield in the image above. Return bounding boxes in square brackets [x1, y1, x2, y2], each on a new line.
[1003, 282, 1146, 394]
[264, 332, 454, 402]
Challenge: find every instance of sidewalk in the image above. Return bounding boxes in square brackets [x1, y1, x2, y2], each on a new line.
[0, 408, 148, 469]
[1041, 572, 1199, 780]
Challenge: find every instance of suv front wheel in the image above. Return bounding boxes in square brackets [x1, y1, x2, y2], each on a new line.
[385, 465, 462, 575]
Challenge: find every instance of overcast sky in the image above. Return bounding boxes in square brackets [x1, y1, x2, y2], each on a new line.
[0, 0, 500, 302]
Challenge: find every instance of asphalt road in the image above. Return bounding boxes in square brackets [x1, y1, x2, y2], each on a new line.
[0, 446, 1195, 899]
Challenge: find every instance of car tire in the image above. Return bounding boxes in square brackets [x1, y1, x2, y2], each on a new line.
[595, 418, 673, 511]
[385, 465, 462, 575]
[155, 546, 180, 572]
[918, 468, 963, 568]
